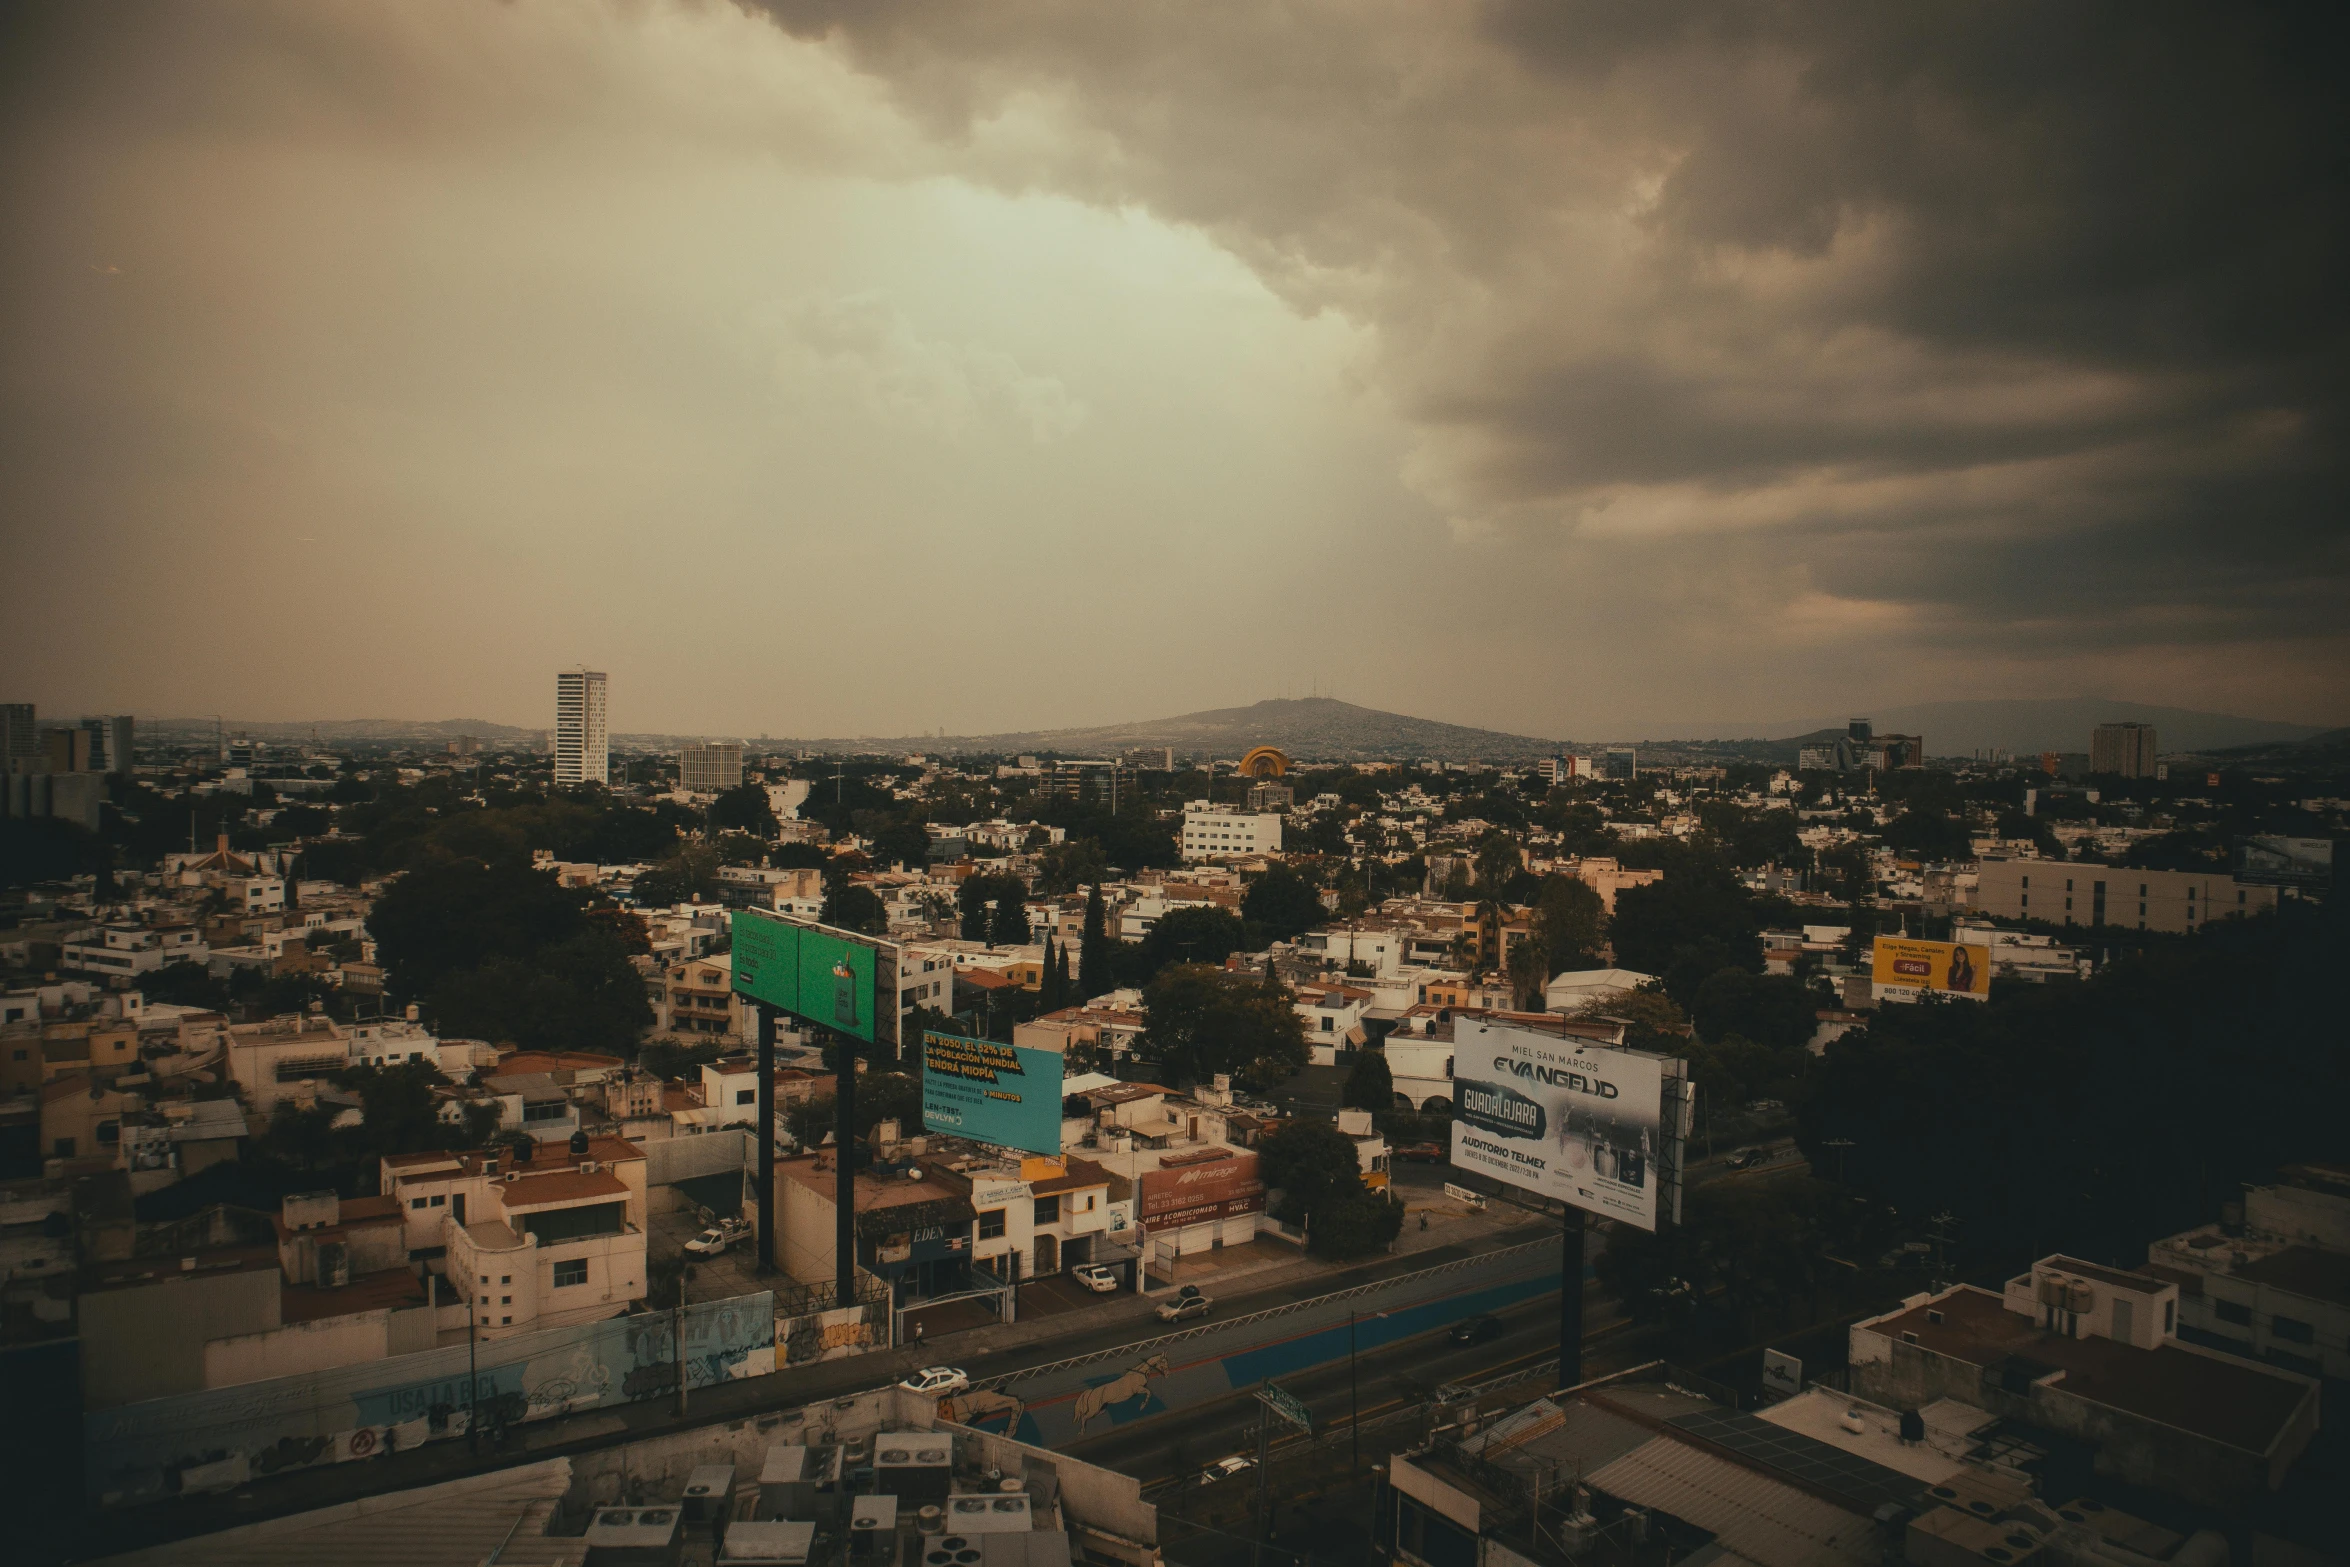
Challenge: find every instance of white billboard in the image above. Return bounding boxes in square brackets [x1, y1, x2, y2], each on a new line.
[1449, 1018, 1673, 1232]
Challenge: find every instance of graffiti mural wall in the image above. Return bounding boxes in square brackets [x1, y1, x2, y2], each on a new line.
[84, 1291, 776, 1504]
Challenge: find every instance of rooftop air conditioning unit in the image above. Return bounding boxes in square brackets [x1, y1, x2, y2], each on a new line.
[505, 1170, 520, 1182]
[580, 1160, 598, 1174]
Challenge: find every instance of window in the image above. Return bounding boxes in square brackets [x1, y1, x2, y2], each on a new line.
[501, 1316, 512, 1325]
[978, 1209, 1007, 1241]
[500, 1275, 511, 1284]
[500, 1295, 512, 1305]
[2271, 1315, 2315, 1344]
[1034, 1195, 1061, 1225]
[2213, 1299, 2252, 1326]
[736, 1088, 755, 1106]
[412, 1197, 429, 1210]
[2163, 1300, 2174, 1333]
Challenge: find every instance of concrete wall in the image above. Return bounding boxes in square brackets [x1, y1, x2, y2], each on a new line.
[205, 1311, 391, 1390]
[80, 1264, 281, 1408]
[646, 1127, 752, 1187]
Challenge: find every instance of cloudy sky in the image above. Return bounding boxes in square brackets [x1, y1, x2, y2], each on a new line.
[4, 1, 2343, 741]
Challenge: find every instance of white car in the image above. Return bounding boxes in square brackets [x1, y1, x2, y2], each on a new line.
[1199, 1456, 1256, 1486]
[899, 1366, 971, 1397]
[1071, 1263, 1119, 1293]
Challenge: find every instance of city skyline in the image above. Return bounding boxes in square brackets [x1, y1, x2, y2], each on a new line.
[3, 3, 2344, 738]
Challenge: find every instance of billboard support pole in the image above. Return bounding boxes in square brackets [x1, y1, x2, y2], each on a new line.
[1559, 1203, 1584, 1391]
[756, 1002, 776, 1274]
[834, 1027, 857, 1310]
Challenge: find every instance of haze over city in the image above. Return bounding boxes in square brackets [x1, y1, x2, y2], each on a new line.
[4, 2, 2344, 739]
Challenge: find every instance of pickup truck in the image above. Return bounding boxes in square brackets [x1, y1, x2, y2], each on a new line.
[684, 1217, 754, 1256]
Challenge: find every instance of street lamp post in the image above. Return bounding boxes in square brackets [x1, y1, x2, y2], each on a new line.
[1349, 1307, 1388, 1476]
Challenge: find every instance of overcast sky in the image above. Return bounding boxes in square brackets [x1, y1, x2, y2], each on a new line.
[4, 1, 2343, 741]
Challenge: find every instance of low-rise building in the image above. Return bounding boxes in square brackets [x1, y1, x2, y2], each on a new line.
[1973, 858, 2278, 932]
[1179, 801, 1283, 861]
[2147, 1161, 2350, 1381]
[224, 1011, 349, 1116]
[1849, 1259, 2318, 1510]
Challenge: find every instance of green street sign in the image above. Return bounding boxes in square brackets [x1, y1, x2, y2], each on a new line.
[731, 910, 878, 1044]
[1257, 1380, 1313, 1434]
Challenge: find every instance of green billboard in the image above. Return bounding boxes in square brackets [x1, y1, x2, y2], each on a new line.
[731, 910, 878, 1043]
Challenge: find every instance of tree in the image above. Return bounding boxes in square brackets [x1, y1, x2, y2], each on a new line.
[822, 880, 887, 936]
[1532, 875, 1606, 970]
[1136, 906, 1248, 982]
[1473, 831, 1521, 892]
[633, 841, 722, 907]
[1138, 964, 1310, 1089]
[709, 783, 779, 838]
[1504, 934, 1551, 1010]
[990, 889, 1031, 947]
[1242, 864, 1326, 944]
[1038, 837, 1110, 894]
[1258, 1118, 1401, 1259]
[868, 818, 932, 871]
[1690, 968, 1819, 1053]
[1343, 1048, 1394, 1111]
[1608, 872, 1765, 1004]
[960, 873, 1026, 943]
[1577, 986, 1690, 1054]
[1078, 884, 1110, 998]
[786, 1071, 926, 1149]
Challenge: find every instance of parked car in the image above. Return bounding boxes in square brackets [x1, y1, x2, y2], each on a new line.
[683, 1217, 753, 1256]
[1395, 1142, 1447, 1163]
[1199, 1455, 1256, 1486]
[898, 1366, 971, 1396]
[1071, 1263, 1120, 1293]
[1155, 1293, 1214, 1323]
[1725, 1148, 1765, 1170]
[1449, 1313, 1504, 1346]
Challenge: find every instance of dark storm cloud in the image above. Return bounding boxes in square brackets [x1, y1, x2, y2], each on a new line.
[747, 0, 2350, 681]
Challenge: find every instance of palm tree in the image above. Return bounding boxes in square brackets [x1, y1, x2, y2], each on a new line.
[1504, 931, 1550, 1012]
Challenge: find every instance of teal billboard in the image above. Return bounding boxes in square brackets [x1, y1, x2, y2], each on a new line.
[920, 1028, 1064, 1156]
[732, 910, 878, 1043]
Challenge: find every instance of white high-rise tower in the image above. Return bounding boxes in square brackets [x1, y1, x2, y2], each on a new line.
[554, 668, 608, 786]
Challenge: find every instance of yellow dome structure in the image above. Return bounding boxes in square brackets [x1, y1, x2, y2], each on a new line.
[1237, 745, 1291, 779]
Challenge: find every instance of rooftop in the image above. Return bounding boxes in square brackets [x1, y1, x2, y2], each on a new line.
[2039, 1255, 2171, 1294]
[495, 1168, 631, 1210]
[1862, 1286, 2313, 1455]
[778, 1152, 970, 1214]
[2234, 1245, 2350, 1308]
[281, 1264, 429, 1323]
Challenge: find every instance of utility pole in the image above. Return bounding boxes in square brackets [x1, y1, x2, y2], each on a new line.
[673, 1264, 692, 1417]
[466, 1316, 480, 1452]
[756, 1002, 776, 1273]
[834, 1025, 857, 1310]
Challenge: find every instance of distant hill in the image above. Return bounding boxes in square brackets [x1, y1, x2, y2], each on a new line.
[792, 697, 1568, 763]
[140, 716, 539, 744]
[1768, 698, 2331, 757]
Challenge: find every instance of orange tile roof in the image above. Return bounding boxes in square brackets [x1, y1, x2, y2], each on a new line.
[281, 1266, 428, 1323]
[494, 1168, 630, 1209]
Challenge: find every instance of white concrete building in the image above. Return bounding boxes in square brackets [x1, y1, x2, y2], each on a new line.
[1179, 801, 1283, 861]
[553, 667, 609, 787]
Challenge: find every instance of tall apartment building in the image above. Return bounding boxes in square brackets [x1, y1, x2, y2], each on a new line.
[680, 740, 744, 793]
[553, 667, 609, 787]
[1974, 859, 2277, 933]
[42, 727, 94, 773]
[2092, 721, 2159, 777]
[81, 715, 134, 774]
[1, 704, 36, 766]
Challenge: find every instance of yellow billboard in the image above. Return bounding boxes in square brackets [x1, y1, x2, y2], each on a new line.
[1871, 936, 1990, 999]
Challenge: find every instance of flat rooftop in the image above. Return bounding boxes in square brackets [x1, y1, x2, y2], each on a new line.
[1864, 1287, 2312, 1455]
[282, 1266, 428, 1323]
[2233, 1245, 2350, 1309]
[778, 1154, 969, 1213]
